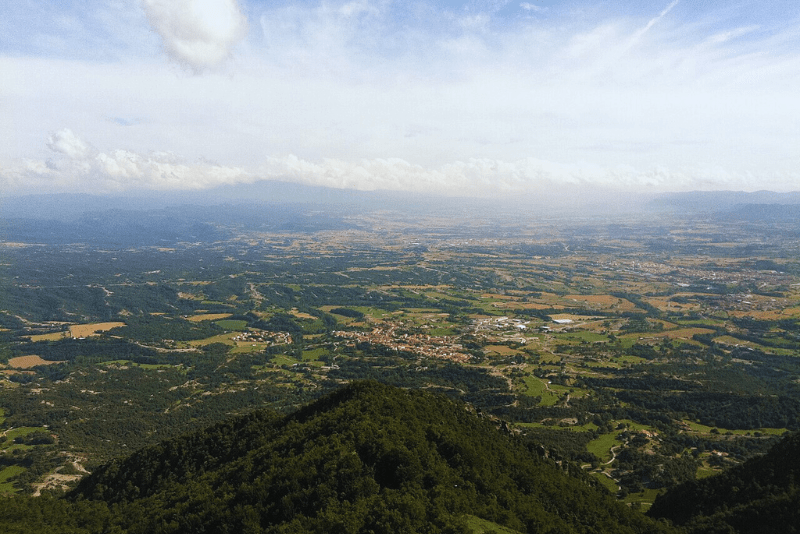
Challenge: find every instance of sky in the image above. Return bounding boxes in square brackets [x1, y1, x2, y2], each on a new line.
[1, 0, 799, 198]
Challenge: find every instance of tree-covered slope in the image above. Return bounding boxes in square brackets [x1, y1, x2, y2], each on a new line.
[648, 430, 800, 533]
[3, 382, 675, 533]
[71, 381, 672, 533]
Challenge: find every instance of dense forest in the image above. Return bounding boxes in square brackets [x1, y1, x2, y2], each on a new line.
[0, 382, 675, 534]
[649, 430, 800, 533]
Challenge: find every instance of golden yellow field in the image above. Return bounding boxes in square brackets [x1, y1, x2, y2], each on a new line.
[481, 293, 515, 300]
[187, 313, 232, 322]
[484, 345, 522, 356]
[186, 333, 236, 347]
[8, 355, 65, 369]
[69, 322, 126, 337]
[491, 301, 557, 310]
[28, 332, 68, 342]
[645, 296, 701, 312]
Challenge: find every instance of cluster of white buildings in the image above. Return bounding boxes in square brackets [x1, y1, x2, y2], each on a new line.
[231, 330, 292, 346]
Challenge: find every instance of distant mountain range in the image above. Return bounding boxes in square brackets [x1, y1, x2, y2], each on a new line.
[0, 180, 516, 221]
[648, 190, 800, 214]
[2, 186, 799, 246]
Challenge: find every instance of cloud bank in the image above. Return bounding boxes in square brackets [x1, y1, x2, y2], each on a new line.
[3, 129, 252, 194]
[3, 129, 794, 197]
[142, 0, 247, 71]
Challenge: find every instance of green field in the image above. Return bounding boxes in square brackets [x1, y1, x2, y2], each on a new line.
[0, 465, 25, 493]
[2, 427, 48, 442]
[230, 340, 272, 354]
[271, 355, 300, 366]
[301, 347, 328, 361]
[214, 319, 248, 331]
[587, 432, 622, 462]
[696, 466, 721, 479]
[623, 488, 661, 511]
[519, 376, 559, 406]
[428, 327, 458, 336]
[591, 472, 619, 494]
[351, 306, 397, 319]
[548, 382, 591, 399]
[682, 420, 788, 436]
[555, 331, 610, 343]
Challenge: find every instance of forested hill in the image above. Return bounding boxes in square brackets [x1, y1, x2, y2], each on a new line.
[648, 430, 800, 533]
[1, 381, 675, 534]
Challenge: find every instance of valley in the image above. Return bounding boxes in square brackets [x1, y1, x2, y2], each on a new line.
[1, 202, 799, 513]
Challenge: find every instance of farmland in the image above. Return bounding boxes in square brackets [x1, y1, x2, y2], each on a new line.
[1, 201, 799, 501]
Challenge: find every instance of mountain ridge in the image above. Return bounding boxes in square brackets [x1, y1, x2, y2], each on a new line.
[648, 430, 800, 533]
[60, 381, 674, 533]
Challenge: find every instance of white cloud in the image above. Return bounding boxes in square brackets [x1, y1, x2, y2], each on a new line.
[141, 0, 247, 71]
[47, 129, 92, 159]
[3, 129, 799, 197]
[520, 3, 546, 13]
[3, 129, 252, 193]
[257, 155, 793, 196]
[705, 25, 759, 45]
[3, 2, 800, 196]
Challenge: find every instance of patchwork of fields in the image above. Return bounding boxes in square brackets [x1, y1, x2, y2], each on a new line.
[1, 209, 799, 505]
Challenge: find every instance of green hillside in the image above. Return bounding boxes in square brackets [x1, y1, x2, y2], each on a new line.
[1, 381, 674, 533]
[648, 430, 800, 533]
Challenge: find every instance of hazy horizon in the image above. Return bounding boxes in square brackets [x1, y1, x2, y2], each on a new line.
[3, 0, 799, 197]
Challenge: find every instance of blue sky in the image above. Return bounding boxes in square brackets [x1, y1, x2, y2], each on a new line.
[2, 0, 799, 196]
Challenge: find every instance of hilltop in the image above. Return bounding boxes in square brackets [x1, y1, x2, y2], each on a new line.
[648, 430, 800, 533]
[0, 382, 674, 533]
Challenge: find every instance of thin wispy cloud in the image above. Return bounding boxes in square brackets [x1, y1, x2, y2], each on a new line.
[1, 0, 799, 196]
[617, 0, 679, 57]
[519, 3, 546, 13]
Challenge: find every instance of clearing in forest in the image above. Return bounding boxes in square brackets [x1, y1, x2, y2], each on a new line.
[187, 313, 232, 322]
[28, 332, 68, 342]
[8, 355, 65, 369]
[69, 322, 126, 337]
